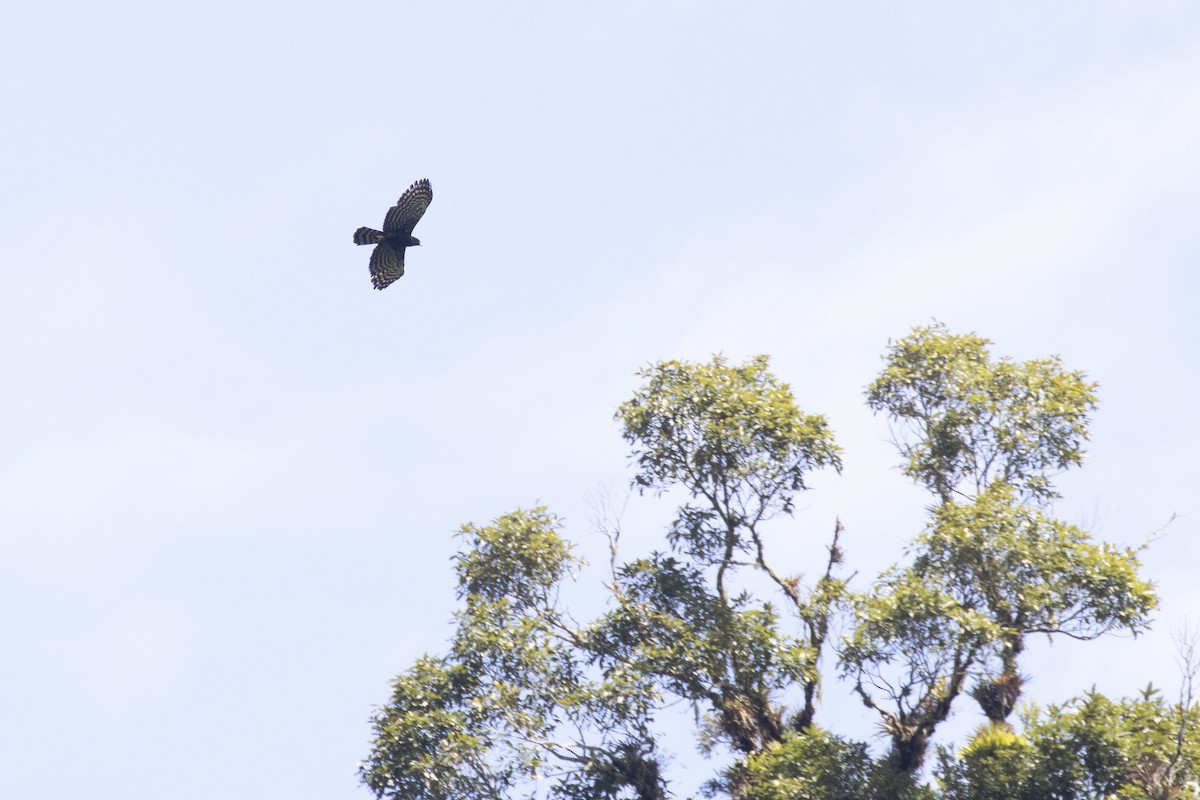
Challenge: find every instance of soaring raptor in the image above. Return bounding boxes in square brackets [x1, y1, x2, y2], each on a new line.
[354, 179, 433, 290]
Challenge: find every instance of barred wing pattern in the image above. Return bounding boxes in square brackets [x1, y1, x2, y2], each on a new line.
[383, 179, 433, 236]
[369, 242, 405, 289]
[353, 179, 433, 290]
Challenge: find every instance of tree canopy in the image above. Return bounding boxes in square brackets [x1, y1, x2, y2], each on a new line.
[361, 324, 1180, 800]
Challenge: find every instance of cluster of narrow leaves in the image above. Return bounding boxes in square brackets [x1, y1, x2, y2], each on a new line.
[361, 325, 1175, 800]
[936, 687, 1200, 800]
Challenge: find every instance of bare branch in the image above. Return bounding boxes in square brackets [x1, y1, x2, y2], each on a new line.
[1139, 512, 1182, 553]
[587, 483, 632, 597]
[1168, 620, 1200, 781]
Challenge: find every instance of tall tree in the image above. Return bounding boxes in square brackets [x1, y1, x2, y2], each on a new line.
[361, 509, 665, 800]
[361, 329, 1160, 800]
[599, 355, 844, 746]
[843, 324, 1154, 775]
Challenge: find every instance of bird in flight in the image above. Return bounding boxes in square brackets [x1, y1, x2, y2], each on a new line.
[353, 179, 433, 290]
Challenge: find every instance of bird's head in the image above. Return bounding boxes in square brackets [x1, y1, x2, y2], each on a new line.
[409, 236, 422, 247]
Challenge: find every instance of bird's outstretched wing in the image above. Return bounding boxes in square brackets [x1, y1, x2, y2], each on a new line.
[369, 242, 406, 290]
[383, 179, 433, 236]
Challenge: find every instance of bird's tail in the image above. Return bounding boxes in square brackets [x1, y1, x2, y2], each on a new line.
[354, 227, 384, 245]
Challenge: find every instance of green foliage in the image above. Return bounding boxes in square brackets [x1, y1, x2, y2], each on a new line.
[936, 689, 1200, 800]
[361, 656, 499, 800]
[841, 574, 1000, 670]
[585, 550, 818, 753]
[846, 322, 1154, 771]
[619, 355, 841, 548]
[914, 484, 1156, 663]
[839, 570, 1000, 771]
[455, 508, 578, 607]
[606, 355, 846, 753]
[362, 328, 1167, 800]
[361, 509, 664, 800]
[1022, 687, 1200, 800]
[867, 323, 1097, 503]
[724, 727, 939, 800]
[726, 728, 875, 800]
[935, 724, 1035, 800]
[585, 555, 814, 705]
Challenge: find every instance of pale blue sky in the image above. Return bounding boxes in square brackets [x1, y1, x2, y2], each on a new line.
[2, 3, 1199, 798]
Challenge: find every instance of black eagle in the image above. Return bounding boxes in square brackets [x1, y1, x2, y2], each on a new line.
[353, 179, 433, 290]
